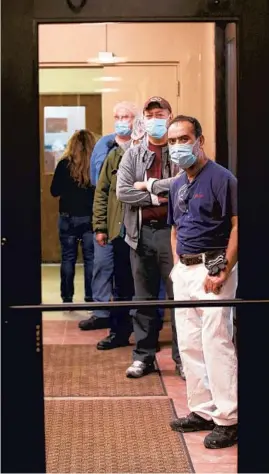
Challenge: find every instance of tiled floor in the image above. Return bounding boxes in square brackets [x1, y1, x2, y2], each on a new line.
[42, 264, 88, 321]
[42, 265, 237, 473]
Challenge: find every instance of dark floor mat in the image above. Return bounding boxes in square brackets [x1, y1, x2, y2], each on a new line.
[45, 398, 194, 473]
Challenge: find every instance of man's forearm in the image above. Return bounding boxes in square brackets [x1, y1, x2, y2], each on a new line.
[171, 226, 179, 264]
[116, 182, 158, 207]
[149, 177, 176, 195]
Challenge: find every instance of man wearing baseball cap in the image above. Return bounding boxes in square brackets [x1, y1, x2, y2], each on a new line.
[143, 96, 172, 112]
[116, 96, 184, 379]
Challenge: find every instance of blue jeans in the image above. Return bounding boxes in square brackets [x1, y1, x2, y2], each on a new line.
[59, 215, 94, 302]
[91, 234, 114, 318]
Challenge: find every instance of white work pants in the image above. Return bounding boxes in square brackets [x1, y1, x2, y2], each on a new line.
[171, 260, 238, 426]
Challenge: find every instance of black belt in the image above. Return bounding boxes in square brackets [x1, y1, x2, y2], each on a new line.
[143, 220, 170, 230]
[180, 254, 203, 266]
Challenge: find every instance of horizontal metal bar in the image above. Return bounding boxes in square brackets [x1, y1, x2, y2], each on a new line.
[10, 299, 269, 312]
[40, 61, 180, 67]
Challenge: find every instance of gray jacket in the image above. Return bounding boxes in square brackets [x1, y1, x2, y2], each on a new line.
[116, 138, 180, 249]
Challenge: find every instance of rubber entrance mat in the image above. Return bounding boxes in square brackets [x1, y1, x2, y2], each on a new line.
[45, 399, 193, 473]
[44, 345, 166, 397]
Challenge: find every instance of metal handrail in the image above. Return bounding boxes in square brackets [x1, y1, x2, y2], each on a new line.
[10, 298, 269, 311]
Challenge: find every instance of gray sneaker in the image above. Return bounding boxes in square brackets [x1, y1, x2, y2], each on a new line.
[126, 360, 155, 378]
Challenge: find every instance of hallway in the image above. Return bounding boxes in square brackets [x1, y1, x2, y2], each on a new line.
[42, 265, 237, 473]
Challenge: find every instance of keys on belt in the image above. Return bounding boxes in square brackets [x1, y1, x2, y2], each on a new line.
[180, 254, 204, 266]
[180, 250, 227, 271]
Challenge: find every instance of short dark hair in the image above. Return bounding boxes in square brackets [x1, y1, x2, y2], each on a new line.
[145, 101, 163, 112]
[168, 115, 202, 138]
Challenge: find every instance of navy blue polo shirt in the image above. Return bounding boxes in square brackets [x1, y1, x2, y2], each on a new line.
[167, 159, 237, 255]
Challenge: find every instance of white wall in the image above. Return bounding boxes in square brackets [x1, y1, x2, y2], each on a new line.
[39, 68, 103, 94]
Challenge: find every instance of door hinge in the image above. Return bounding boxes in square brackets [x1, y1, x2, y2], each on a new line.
[177, 80, 180, 97]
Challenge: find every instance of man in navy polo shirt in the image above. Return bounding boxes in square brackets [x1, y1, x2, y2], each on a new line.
[167, 115, 238, 450]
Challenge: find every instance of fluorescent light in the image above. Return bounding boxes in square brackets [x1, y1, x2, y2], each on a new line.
[93, 76, 122, 82]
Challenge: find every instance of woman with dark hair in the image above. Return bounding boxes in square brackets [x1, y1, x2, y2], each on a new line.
[50, 129, 96, 305]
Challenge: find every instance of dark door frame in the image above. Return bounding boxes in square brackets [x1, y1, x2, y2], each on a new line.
[2, 1, 269, 473]
[215, 22, 229, 169]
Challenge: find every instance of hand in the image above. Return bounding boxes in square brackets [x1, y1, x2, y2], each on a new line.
[158, 196, 168, 204]
[134, 181, 147, 190]
[203, 269, 230, 295]
[169, 258, 180, 281]
[96, 232, 108, 247]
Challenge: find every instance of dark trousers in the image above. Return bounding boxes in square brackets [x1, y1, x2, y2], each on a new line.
[109, 237, 134, 340]
[158, 279, 166, 322]
[130, 225, 181, 365]
[91, 233, 165, 322]
[59, 215, 94, 302]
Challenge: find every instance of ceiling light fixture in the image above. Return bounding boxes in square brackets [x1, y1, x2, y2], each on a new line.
[87, 52, 127, 64]
[87, 24, 127, 65]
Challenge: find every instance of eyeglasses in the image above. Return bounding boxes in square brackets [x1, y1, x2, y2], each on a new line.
[176, 183, 192, 214]
[114, 115, 131, 121]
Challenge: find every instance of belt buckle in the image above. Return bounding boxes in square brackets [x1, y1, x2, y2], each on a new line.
[149, 220, 158, 228]
[181, 254, 203, 266]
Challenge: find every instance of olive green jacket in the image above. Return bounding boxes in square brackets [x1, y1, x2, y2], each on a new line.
[92, 146, 124, 241]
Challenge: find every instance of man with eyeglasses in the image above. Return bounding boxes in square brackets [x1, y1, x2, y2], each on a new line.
[78, 102, 138, 332]
[166, 115, 238, 450]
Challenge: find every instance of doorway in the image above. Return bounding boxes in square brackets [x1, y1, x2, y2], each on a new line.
[39, 20, 232, 474]
[2, 1, 269, 473]
[39, 93, 102, 262]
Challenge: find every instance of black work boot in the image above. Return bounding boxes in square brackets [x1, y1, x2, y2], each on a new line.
[78, 314, 109, 330]
[96, 334, 130, 350]
[204, 424, 238, 449]
[170, 412, 215, 433]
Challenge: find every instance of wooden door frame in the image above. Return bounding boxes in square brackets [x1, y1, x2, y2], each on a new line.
[39, 93, 102, 263]
[2, 1, 269, 472]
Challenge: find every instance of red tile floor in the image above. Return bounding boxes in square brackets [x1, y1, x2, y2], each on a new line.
[43, 319, 237, 473]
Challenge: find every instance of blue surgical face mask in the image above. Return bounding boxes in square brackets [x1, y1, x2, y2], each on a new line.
[144, 118, 167, 139]
[169, 141, 198, 169]
[115, 120, 132, 136]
